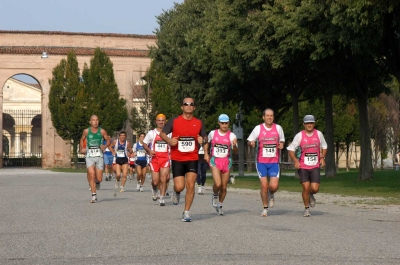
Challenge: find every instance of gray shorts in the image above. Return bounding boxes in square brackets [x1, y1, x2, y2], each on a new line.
[86, 157, 104, 170]
[298, 168, 320, 183]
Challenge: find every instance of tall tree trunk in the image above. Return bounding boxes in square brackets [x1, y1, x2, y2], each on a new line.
[291, 85, 300, 178]
[355, 83, 374, 180]
[324, 91, 336, 177]
[72, 140, 79, 169]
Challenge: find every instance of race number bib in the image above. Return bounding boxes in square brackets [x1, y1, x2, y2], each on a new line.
[137, 150, 146, 158]
[116, 150, 125, 157]
[304, 153, 318, 166]
[155, 140, 168, 152]
[129, 157, 135, 162]
[214, 144, 229, 158]
[178, 137, 195, 152]
[87, 147, 101, 158]
[262, 144, 276, 157]
[198, 146, 205, 155]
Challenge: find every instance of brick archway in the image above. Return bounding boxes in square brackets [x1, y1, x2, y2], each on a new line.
[0, 30, 155, 168]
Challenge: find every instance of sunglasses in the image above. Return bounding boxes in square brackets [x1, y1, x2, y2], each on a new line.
[182, 102, 195, 106]
[220, 122, 229, 125]
[156, 120, 166, 122]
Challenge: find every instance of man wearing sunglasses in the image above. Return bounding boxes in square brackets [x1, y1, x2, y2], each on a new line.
[287, 115, 327, 217]
[143, 113, 171, 206]
[160, 97, 207, 222]
[247, 108, 285, 217]
[204, 114, 238, 216]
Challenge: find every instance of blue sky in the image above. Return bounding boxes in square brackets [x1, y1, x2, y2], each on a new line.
[3, 0, 184, 83]
[1, 0, 184, 35]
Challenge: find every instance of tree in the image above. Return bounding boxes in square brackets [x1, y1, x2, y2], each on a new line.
[82, 48, 128, 135]
[49, 51, 88, 166]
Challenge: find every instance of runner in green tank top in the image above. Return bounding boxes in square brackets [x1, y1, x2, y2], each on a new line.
[80, 115, 110, 203]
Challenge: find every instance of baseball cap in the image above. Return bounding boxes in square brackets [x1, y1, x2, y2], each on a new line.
[303, 115, 315, 123]
[218, 114, 230, 122]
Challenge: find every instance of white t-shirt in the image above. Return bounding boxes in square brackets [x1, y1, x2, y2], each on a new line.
[247, 124, 285, 142]
[286, 130, 327, 151]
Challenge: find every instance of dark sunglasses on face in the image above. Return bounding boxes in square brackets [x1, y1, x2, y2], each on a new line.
[183, 102, 195, 106]
[220, 122, 229, 125]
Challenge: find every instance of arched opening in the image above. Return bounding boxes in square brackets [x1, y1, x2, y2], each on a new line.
[2, 74, 42, 167]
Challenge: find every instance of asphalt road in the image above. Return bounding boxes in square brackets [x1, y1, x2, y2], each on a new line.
[0, 168, 399, 265]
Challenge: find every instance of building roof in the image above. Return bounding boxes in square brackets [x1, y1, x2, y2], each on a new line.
[0, 46, 149, 58]
[0, 30, 156, 39]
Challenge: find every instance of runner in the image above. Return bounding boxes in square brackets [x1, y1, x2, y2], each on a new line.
[247, 108, 285, 217]
[204, 114, 238, 216]
[110, 131, 133, 192]
[103, 135, 113, 181]
[196, 145, 208, 195]
[128, 152, 136, 180]
[79, 115, 110, 203]
[132, 133, 148, 192]
[160, 97, 207, 222]
[287, 115, 327, 217]
[143, 113, 171, 206]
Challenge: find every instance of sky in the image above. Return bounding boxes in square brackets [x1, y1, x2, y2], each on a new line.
[1, 0, 184, 35]
[2, 0, 184, 83]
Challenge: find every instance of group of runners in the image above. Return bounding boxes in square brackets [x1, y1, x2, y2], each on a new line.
[79, 97, 327, 221]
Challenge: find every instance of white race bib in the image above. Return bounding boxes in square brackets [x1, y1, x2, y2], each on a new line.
[214, 144, 229, 158]
[137, 150, 146, 157]
[178, 137, 195, 152]
[116, 149, 125, 157]
[262, 144, 276, 157]
[155, 140, 168, 152]
[304, 153, 318, 166]
[87, 147, 101, 158]
[198, 146, 205, 155]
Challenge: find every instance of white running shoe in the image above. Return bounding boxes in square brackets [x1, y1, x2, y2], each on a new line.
[159, 199, 165, 206]
[172, 192, 180, 205]
[261, 208, 268, 217]
[217, 207, 224, 216]
[212, 195, 218, 208]
[303, 208, 311, 217]
[152, 189, 158, 201]
[120, 186, 124, 192]
[182, 211, 192, 222]
[268, 191, 274, 208]
[114, 180, 120, 190]
[96, 182, 101, 190]
[91, 195, 97, 203]
[198, 186, 203, 195]
[140, 186, 144, 192]
[129, 175, 133, 180]
[309, 194, 316, 208]
[136, 182, 141, 191]
[88, 185, 91, 191]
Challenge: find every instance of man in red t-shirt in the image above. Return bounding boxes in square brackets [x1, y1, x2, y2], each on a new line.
[161, 97, 207, 222]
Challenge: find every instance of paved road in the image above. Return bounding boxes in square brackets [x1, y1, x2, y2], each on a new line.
[0, 168, 399, 265]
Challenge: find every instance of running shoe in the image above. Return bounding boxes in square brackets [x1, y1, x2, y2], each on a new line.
[91, 195, 97, 203]
[166, 191, 170, 196]
[140, 186, 144, 192]
[96, 182, 101, 190]
[268, 190, 274, 208]
[120, 186, 125, 192]
[156, 190, 160, 199]
[261, 208, 268, 217]
[129, 174, 133, 180]
[182, 211, 192, 222]
[136, 182, 141, 191]
[159, 199, 165, 206]
[152, 189, 158, 201]
[303, 208, 311, 217]
[172, 192, 180, 205]
[309, 193, 316, 208]
[197, 186, 203, 195]
[105, 175, 109, 181]
[88, 185, 91, 191]
[212, 195, 218, 208]
[114, 180, 120, 190]
[217, 207, 224, 216]
[229, 176, 235, 184]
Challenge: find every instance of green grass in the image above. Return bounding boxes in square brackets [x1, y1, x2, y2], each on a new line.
[49, 168, 87, 173]
[218, 170, 400, 204]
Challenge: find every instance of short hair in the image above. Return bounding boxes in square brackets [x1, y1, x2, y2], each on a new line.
[119, 131, 126, 136]
[182, 96, 195, 105]
[262, 108, 274, 116]
[139, 132, 145, 137]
